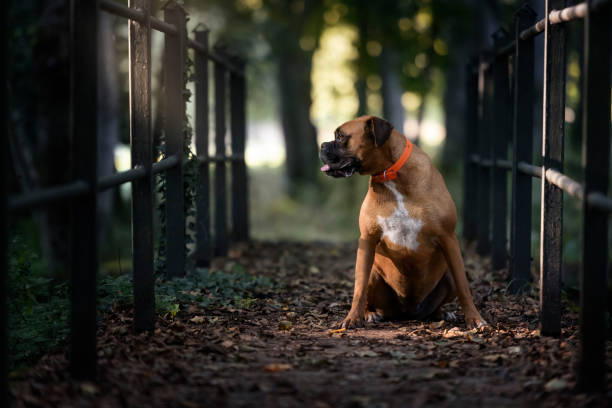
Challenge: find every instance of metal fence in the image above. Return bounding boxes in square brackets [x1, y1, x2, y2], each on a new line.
[0, 0, 248, 393]
[463, 0, 610, 392]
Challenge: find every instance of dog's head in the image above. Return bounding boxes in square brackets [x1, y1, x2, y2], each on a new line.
[319, 116, 393, 178]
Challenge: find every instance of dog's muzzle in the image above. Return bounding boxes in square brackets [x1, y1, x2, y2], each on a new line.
[319, 142, 361, 178]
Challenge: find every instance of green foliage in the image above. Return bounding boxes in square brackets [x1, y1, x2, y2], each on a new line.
[8, 235, 274, 372]
[7, 237, 69, 373]
[155, 267, 274, 310]
[98, 266, 273, 316]
[155, 1, 198, 275]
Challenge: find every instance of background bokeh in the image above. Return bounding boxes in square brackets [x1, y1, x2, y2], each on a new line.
[6, 0, 608, 290]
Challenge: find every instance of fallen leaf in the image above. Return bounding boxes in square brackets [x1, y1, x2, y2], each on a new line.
[430, 320, 445, 329]
[507, 346, 522, 354]
[328, 328, 346, 334]
[190, 316, 205, 324]
[443, 327, 466, 338]
[263, 363, 292, 373]
[221, 340, 234, 348]
[80, 382, 99, 395]
[356, 350, 378, 357]
[278, 320, 292, 330]
[483, 354, 507, 362]
[544, 378, 568, 392]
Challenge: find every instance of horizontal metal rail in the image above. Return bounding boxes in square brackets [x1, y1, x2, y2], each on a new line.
[100, 1, 245, 76]
[496, 1, 611, 56]
[468, 155, 611, 212]
[100, 0, 178, 36]
[518, 162, 542, 179]
[8, 181, 90, 211]
[497, 40, 516, 57]
[472, 154, 542, 179]
[98, 166, 147, 191]
[198, 154, 245, 163]
[9, 152, 248, 210]
[520, 0, 610, 41]
[545, 168, 584, 200]
[152, 155, 180, 175]
[587, 192, 612, 212]
[496, 159, 512, 169]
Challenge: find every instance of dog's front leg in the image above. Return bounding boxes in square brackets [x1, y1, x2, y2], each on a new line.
[341, 237, 376, 329]
[440, 234, 488, 329]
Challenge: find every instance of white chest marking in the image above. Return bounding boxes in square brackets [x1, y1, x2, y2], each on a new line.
[377, 181, 423, 250]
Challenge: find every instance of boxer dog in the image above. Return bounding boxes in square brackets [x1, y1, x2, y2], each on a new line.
[319, 116, 487, 329]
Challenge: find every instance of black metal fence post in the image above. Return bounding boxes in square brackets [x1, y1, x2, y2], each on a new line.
[509, 4, 536, 293]
[230, 58, 248, 242]
[539, 0, 567, 337]
[476, 53, 492, 255]
[214, 47, 228, 257]
[163, 1, 186, 278]
[1, 0, 7, 401]
[491, 29, 511, 270]
[69, 0, 99, 380]
[577, 0, 610, 392]
[463, 58, 478, 242]
[194, 29, 211, 267]
[129, 0, 155, 332]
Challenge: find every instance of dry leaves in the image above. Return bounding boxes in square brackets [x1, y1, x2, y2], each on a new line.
[8, 242, 611, 408]
[263, 363, 292, 373]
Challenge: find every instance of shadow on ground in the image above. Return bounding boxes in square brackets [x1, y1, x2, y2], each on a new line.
[10, 242, 612, 407]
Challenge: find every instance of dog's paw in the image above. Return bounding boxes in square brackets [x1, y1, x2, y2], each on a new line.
[340, 313, 365, 329]
[443, 311, 457, 322]
[431, 310, 457, 322]
[466, 314, 488, 329]
[365, 311, 384, 324]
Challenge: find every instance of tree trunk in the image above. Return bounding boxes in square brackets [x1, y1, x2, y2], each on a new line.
[277, 48, 319, 196]
[97, 11, 119, 242]
[356, 1, 368, 117]
[441, 42, 470, 168]
[380, 48, 404, 131]
[270, 0, 324, 196]
[441, 0, 498, 168]
[34, 0, 71, 277]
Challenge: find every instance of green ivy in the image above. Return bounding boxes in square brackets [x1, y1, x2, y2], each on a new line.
[8, 235, 274, 372]
[7, 237, 69, 373]
[155, 2, 199, 276]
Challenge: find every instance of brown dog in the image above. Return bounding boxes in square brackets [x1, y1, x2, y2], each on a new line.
[319, 116, 487, 329]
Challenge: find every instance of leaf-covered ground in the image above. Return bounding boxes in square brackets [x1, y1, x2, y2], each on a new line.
[10, 242, 612, 407]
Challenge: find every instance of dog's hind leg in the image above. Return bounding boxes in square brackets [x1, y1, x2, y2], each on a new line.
[365, 268, 401, 323]
[415, 269, 457, 321]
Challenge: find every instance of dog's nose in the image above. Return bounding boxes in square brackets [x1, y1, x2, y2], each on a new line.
[321, 142, 331, 152]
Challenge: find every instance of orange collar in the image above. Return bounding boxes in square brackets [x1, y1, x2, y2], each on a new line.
[372, 139, 413, 183]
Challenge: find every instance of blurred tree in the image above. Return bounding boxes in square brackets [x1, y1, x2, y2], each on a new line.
[30, 0, 71, 277]
[440, 0, 498, 168]
[8, 0, 118, 276]
[189, 0, 326, 196]
[266, 0, 325, 196]
[335, 0, 471, 146]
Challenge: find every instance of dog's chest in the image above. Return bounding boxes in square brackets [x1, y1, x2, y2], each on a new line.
[376, 182, 423, 251]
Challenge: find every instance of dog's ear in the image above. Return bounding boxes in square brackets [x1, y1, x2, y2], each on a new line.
[367, 117, 393, 147]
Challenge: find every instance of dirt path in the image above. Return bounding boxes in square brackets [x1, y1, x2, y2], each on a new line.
[10, 242, 612, 407]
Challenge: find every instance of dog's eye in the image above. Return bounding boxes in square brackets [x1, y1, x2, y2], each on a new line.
[336, 133, 346, 142]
